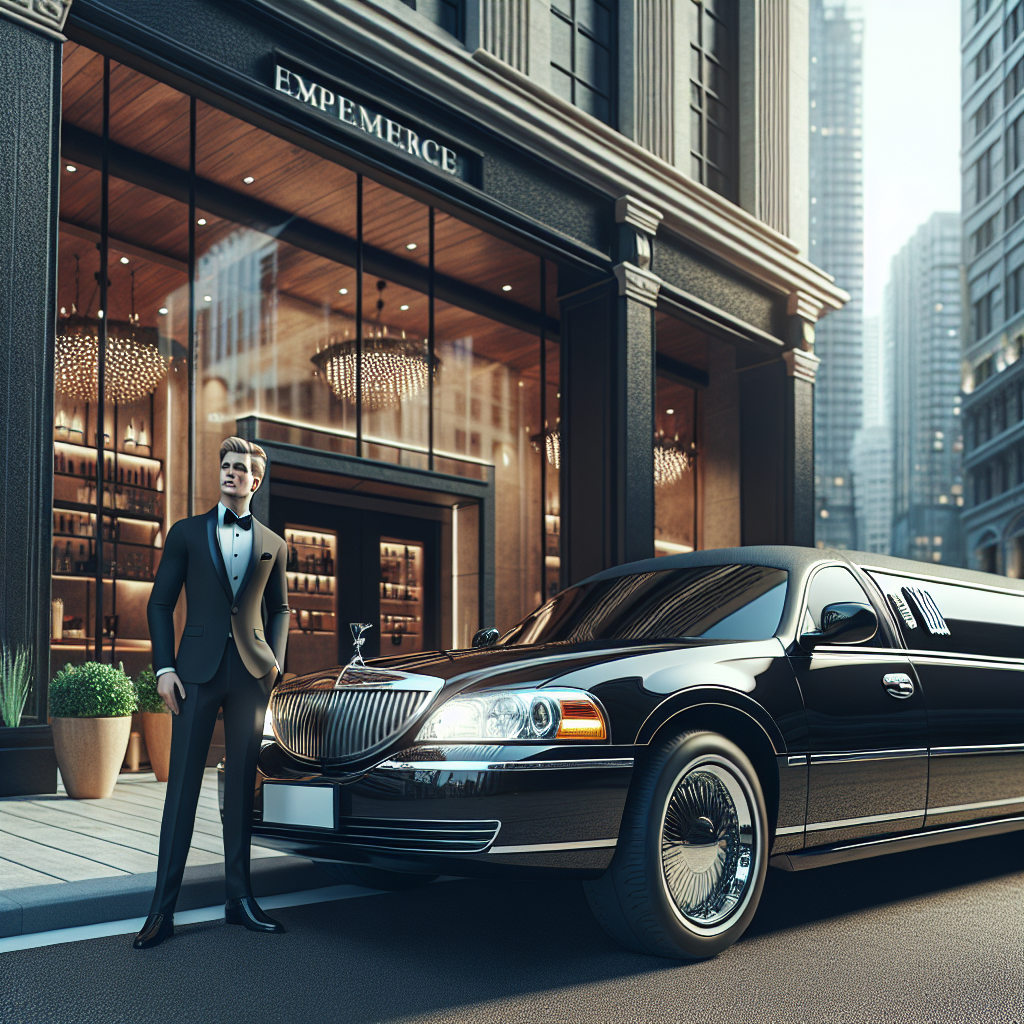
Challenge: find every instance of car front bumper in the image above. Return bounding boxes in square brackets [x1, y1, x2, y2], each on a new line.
[219, 743, 636, 879]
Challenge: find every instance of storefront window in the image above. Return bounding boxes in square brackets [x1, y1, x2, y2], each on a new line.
[53, 44, 564, 678]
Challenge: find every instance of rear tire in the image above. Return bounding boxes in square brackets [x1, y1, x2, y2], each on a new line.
[313, 861, 438, 891]
[583, 731, 768, 960]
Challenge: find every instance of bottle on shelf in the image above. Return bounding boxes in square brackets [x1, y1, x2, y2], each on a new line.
[137, 421, 149, 457]
[69, 407, 84, 444]
[124, 420, 136, 451]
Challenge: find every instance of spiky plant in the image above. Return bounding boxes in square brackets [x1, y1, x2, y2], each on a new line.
[0, 645, 33, 728]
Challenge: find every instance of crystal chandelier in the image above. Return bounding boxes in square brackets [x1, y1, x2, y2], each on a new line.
[311, 330, 436, 411]
[54, 316, 168, 405]
[530, 428, 561, 468]
[653, 435, 692, 486]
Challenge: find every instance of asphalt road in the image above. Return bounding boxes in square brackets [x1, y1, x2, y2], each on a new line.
[2, 833, 1021, 1024]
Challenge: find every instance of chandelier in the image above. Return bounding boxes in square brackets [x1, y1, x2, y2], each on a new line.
[55, 316, 168, 405]
[530, 428, 561, 468]
[654, 435, 692, 486]
[311, 330, 437, 411]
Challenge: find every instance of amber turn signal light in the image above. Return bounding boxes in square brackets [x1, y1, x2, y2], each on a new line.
[556, 698, 607, 740]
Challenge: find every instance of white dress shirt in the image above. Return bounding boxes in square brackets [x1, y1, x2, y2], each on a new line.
[155, 502, 253, 678]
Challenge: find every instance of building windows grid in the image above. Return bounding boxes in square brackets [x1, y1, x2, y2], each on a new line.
[975, 143, 996, 203]
[550, 0, 616, 126]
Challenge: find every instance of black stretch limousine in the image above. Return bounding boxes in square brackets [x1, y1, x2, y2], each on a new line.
[222, 546, 1024, 959]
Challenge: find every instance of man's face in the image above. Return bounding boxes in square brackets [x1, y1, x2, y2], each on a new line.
[220, 452, 260, 501]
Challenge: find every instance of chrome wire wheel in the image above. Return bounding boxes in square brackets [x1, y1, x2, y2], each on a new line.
[660, 757, 757, 935]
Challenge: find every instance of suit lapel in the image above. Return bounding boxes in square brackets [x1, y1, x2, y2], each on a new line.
[205, 508, 234, 602]
[234, 517, 263, 603]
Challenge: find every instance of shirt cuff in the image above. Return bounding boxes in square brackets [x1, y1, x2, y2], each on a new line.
[155, 667, 176, 678]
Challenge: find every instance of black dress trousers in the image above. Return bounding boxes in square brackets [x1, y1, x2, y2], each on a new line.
[149, 642, 272, 918]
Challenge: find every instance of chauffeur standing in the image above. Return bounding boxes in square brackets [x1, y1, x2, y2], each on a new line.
[134, 437, 290, 950]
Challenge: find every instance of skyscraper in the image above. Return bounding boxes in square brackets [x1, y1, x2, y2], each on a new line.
[850, 315, 893, 553]
[809, 0, 864, 549]
[887, 212, 964, 566]
[961, 0, 1024, 576]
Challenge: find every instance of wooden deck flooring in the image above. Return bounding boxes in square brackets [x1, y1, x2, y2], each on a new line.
[0, 770, 285, 891]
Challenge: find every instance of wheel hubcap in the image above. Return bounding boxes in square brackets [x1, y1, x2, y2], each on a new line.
[660, 760, 756, 930]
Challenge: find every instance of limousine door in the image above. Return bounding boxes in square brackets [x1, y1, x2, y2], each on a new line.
[789, 565, 928, 847]
[865, 571, 1024, 829]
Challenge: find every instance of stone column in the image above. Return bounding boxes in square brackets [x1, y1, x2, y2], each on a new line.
[560, 196, 662, 586]
[0, 1, 70, 718]
[738, 292, 820, 548]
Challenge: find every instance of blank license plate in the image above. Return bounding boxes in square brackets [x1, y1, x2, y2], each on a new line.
[262, 783, 335, 829]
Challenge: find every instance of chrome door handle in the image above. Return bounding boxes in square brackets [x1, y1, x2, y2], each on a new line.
[882, 673, 915, 699]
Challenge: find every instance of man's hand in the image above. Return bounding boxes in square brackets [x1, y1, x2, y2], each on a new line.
[157, 672, 186, 715]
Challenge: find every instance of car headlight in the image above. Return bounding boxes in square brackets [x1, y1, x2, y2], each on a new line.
[416, 688, 607, 742]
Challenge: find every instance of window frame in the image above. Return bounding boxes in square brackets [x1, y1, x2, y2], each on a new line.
[549, 0, 618, 128]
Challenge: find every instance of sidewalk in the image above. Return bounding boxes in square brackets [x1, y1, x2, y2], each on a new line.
[0, 769, 332, 937]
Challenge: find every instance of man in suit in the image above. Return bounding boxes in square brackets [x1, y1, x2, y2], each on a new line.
[134, 436, 290, 950]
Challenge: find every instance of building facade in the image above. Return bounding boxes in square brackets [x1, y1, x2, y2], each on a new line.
[887, 213, 965, 566]
[850, 314, 893, 553]
[0, 0, 845, 722]
[961, 0, 1024, 576]
[809, 0, 864, 549]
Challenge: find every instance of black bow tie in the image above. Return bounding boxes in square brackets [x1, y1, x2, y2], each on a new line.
[224, 509, 252, 530]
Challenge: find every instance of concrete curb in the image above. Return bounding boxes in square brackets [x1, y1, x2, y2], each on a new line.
[0, 857, 336, 937]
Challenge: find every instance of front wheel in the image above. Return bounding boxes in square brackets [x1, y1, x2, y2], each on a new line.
[583, 731, 768, 960]
[313, 861, 438, 891]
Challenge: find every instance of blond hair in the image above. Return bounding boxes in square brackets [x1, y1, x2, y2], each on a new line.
[219, 436, 267, 481]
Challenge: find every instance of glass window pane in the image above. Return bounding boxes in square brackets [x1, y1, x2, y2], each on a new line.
[575, 31, 610, 93]
[576, 0, 611, 42]
[574, 81, 610, 124]
[550, 66, 574, 104]
[551, 13, 574, 71]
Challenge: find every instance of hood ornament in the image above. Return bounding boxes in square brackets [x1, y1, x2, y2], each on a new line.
[347, 622, 373, 667]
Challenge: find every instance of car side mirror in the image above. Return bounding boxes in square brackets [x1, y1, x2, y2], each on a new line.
[800, 602, 877, 651]
[472, 627, 500, 648]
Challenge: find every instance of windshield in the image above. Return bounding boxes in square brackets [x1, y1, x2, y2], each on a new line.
[500, 565, 789, 646]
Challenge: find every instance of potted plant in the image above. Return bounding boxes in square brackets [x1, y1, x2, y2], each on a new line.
[0, 645, 57, 797]
[134, 665, 171, 782]
[49, 661, 136, 799]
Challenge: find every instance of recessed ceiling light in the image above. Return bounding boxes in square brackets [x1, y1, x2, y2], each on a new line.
[203, 295, 212, 302]
[65, 164, 77, 173]
[243, 176, 255, 184]
[666, 408, 675, 415]
[197, 218, 207, 225]
[119, 256, 130, 264]
[158, 307, 168, 315]
[405, 243, 417, 250]
[339, 288, 348, 295]
[400, 304, 409, 311]
[501, 284, 512, 291]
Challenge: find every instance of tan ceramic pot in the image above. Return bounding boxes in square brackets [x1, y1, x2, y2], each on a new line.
[51, 716, 132, 799]
[141, 711, 172, 782]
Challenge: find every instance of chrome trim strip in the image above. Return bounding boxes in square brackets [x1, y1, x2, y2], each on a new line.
[931, 744, 1024, 756]
[906, 652, 1024, 668]
[806, 809, 924, 832]
[376, 758, 635, 772]
[810, 748, 927, 764]
[858, 564, 1024, 598]
[787, 754, 808, 767]
[774, 824, 804, 835]
[490, 838, 618, 854]
[927, 796, 1024, 815]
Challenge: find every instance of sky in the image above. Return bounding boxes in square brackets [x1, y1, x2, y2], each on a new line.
[860, 0, 962, 317]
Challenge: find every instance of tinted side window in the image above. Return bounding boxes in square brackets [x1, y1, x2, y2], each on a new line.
[803, 565, 882, 646]
[866, 571, 1024, 659]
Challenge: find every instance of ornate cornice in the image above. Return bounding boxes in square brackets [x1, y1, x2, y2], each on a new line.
[783, 348, 820, 385]
[613, 263, 661, 308]
[787, 290, 825, 325]
[0, 0, 71, 39]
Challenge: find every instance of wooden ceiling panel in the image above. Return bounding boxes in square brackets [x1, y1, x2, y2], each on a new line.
[656, 311, 710, 372]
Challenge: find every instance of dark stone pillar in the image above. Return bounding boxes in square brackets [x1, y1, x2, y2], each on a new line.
[0, 4, 69, 719]
[559, 197, 662, 586]
[739, 305, 819, 548]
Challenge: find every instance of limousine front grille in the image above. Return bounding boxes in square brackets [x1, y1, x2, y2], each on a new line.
[271, 687, 433, 763]
[333, 816, 501, 854]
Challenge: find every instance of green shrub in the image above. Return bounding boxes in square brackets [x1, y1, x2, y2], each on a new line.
[0, 645, 33, 728]
[133, 665, 167, 714]
[49, 661, 136, 718]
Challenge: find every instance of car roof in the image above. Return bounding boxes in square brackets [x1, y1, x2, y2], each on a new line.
[580, 545, 1024, 594]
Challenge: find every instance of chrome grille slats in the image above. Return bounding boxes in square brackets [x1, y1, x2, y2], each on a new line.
[271, 685, 433, 763]
[334, 816, 500, 853]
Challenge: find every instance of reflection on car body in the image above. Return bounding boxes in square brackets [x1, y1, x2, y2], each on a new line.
[220, 545, 1024, 959]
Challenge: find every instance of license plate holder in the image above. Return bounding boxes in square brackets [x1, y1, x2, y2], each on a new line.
[262, 783, 335, 829]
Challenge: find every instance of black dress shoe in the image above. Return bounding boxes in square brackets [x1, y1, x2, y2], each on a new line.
[133, 913, 173, 949]
[224, 896, 285, 933]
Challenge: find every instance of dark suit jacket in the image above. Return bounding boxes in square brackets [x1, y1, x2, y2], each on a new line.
[147, 507, 290, 684]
